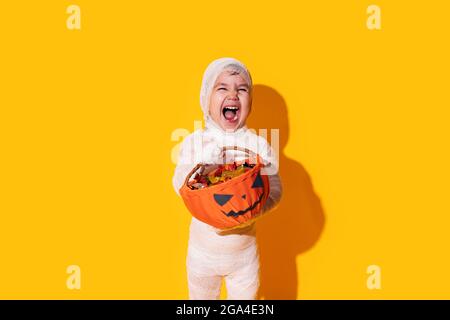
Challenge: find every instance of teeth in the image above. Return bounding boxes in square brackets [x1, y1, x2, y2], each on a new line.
[224, 106, 239, 110]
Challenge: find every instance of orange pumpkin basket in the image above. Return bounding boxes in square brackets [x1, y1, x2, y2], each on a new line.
[179, 146, 270, 231]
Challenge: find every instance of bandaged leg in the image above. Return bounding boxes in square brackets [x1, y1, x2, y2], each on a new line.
[225, 244, 260, 300]
[186, 243, 222, 300]
[187, 270, 222, 300]
[186, 217, 260, 300]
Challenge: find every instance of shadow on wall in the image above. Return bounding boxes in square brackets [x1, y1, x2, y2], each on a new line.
[247, 84, 326, 300]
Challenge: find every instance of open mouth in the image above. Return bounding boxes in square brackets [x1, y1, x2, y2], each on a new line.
[221, 104, 241, 123]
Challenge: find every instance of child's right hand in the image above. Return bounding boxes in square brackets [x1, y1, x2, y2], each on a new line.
[199, 136, 222, 165]
[173, 135, 220, 194]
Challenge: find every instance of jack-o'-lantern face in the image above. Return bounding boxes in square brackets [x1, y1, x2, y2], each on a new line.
[180, 162, 270, 230]
[213, 172, 265, 217]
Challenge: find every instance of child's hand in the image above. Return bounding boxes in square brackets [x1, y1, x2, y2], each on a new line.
[178, 136, 218, 166]
[198, 136, 222, 165]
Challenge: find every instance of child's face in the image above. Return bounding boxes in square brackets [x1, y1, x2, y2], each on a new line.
[208, 69, 252, 131]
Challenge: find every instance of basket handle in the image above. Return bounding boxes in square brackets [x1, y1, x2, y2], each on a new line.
[219, 146, 260, 164]
[183, 146, 268, 188]
[183, 163, 204, 188]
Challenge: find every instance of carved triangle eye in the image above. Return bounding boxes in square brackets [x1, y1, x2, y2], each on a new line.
[251, 173, 264, 188]
[213, 194, 233, 206]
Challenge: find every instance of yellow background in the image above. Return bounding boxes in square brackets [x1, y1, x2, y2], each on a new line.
[1, 1, 449, 299]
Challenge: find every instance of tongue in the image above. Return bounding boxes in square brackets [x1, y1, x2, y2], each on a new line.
[224, 110, 236, 120]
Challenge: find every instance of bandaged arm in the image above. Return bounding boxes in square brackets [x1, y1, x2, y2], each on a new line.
[259, 138, 283, 214]
[172, 134, 197, 196]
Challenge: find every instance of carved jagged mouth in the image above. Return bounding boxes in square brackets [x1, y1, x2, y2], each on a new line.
[221, 192, 265, 217]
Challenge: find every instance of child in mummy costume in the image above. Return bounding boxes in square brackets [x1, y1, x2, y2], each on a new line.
[173, 57, 282, 300]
